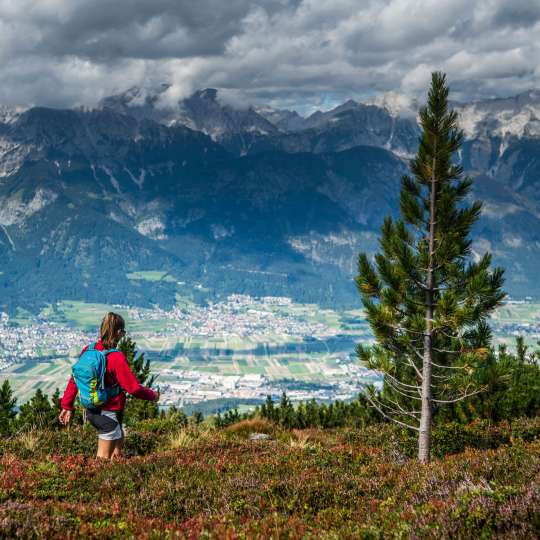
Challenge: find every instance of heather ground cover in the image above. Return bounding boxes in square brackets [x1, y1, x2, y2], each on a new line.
[1, 418, 539, 539]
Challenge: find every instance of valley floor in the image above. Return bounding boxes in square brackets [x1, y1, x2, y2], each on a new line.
[1, 418, 540, 539]
[3, 297, 540, 407]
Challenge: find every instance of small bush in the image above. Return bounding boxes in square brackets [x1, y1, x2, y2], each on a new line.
[431, 421, 510, 457]
[344, 423, 417, 458]
[122, 429, 159, 456]
[131, 415, 188, 435]
[224, 418, 275, 439]
[1, 426, 97, 459]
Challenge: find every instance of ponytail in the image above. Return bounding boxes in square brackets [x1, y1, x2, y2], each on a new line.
[100, 312, 125, 349]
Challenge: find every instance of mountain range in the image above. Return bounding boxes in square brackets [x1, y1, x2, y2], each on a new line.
[1, 86, 540, 312]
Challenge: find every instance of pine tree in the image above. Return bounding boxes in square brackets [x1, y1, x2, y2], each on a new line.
[295, 402, 307, 429]
[356, 72, 505, 463]
[435, 335, 540, 423]
[494, 337, 540, 418]
[278, 392, 295, 428]
[0, 380, 17, 435]
[166, 405, 188, 428]
[18, 388, 55, 429]
[515, 336, 528, 363]
[51, 388, 62, 418]
[261, 395, 276, 422]
[118, 336, 159, 422]
[305, 399, 319, 427]
[191, 411, 204, 425]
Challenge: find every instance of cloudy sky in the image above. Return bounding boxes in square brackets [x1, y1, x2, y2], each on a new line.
[0, 0, 539, 113]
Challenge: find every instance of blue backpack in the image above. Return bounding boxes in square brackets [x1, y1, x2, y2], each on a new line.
[72, 342, 121, 409]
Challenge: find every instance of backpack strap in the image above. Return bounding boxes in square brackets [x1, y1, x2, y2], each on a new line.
[79, 342, 97, 358]
[103, 348, 119, 355]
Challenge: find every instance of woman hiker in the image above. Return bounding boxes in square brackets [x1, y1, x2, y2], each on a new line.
[58, 312, 159, 459]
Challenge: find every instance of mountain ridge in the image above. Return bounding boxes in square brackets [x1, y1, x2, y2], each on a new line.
[2, 87, 540, 311]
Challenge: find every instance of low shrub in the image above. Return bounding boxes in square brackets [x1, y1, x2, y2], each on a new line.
[130, 415, 188, 435]
[1, 422, 539, 538]
[431, 420, 510, 457]
[122, 429, 160, 456]
[509, 416, 540, 442]
[342, 422, 417, 459]
[0, 426, 97, 459]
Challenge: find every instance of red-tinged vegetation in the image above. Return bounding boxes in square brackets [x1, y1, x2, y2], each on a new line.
[0, 418, 539, 538]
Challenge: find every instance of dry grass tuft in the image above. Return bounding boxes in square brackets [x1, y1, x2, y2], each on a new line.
[168, 430, 195, 449]
[18, 430, 40, 453]
[289, 431, 314, 450]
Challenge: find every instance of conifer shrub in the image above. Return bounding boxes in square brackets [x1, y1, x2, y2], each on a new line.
[340, 418, 540, 460]
[430, 420, 509, 457]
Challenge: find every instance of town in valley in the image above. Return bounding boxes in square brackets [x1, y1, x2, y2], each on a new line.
[1, 292, 539, 410]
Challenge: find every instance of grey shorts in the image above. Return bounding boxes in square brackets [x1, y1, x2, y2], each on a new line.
[86, 409, 125, 441]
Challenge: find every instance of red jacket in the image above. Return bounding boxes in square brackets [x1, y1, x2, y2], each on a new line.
[60, 340, 157, 411]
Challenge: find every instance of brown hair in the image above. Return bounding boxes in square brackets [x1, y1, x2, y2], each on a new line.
[100, 312, 125, 349]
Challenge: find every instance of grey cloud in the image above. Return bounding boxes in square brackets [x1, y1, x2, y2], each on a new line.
[3, 1, 299, 61]
[492, 0, 540, 29]
[0, 0, 539, 110]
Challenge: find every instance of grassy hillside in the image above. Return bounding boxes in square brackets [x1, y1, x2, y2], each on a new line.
[1, 418, 540, 539]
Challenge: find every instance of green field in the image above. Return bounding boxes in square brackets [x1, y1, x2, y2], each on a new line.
[39, 301, 176, 333]
[7, 358, 73, 399]
[489, 301, 540, 347]
[126, 270, 177, 282]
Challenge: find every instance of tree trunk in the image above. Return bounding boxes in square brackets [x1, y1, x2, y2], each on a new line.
[418, 318, 433, 463]
[419, 146, 437, 464]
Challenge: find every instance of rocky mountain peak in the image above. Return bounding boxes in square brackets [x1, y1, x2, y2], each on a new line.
[0, 105, 27, 125]
[365, 92, 420, 118]
[193, 88, 219, 102]
[455, 90, 540, 140]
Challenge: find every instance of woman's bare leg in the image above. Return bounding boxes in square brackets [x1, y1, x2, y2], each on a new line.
[96, 438, 115, 459]
[111, 437, 124, 459]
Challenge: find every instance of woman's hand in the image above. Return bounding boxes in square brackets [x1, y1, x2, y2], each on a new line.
[59, 409, 73, 425]
[153, 390, 160, 402]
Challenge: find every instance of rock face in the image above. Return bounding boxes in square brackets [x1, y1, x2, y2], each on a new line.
[100, 87, 280, 157]
[2, 87, 540, 311]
